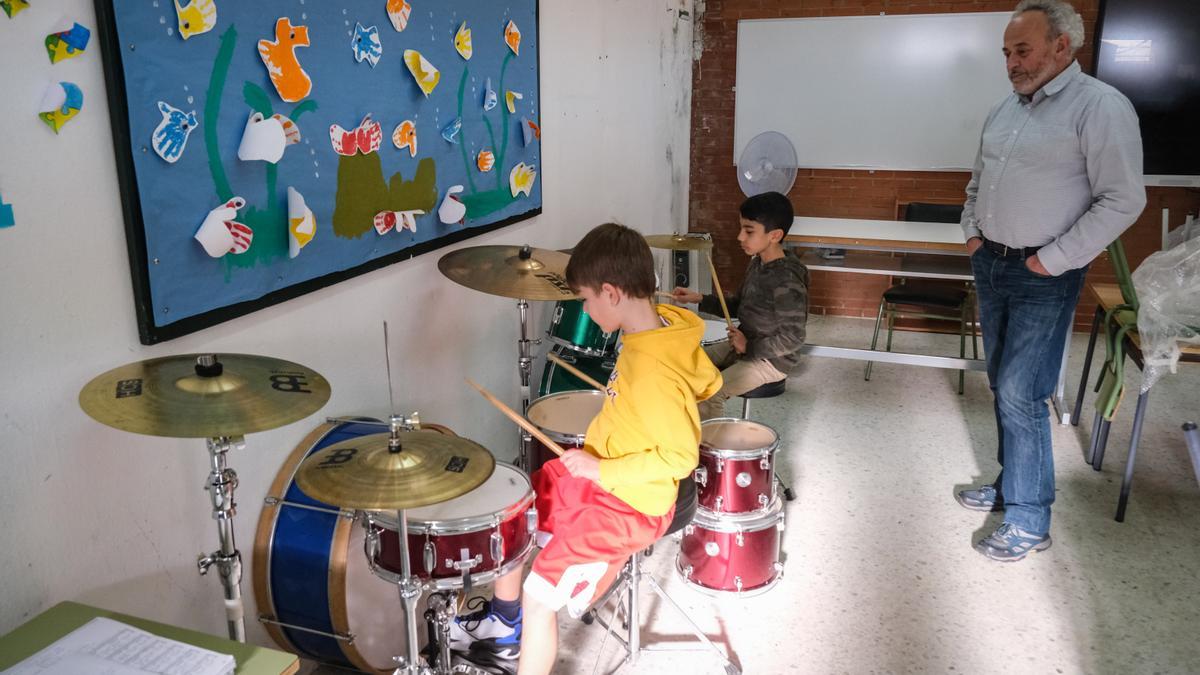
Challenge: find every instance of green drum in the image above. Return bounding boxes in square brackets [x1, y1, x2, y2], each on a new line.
[547, 300, 619, 356]
[539, 346, 616, 397]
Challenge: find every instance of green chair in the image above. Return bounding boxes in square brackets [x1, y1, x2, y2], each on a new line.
[1087, 239, 1139, 469]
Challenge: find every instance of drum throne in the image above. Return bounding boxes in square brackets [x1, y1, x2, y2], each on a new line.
[581, 476, 742, 674]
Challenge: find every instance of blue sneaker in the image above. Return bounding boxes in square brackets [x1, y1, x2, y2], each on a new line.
[448, 597, 521, 660]
[974, 522, 1051, 562]
[956, 484, 1003, 512]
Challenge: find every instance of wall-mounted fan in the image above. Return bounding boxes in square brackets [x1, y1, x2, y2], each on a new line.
[737, 131, 798, 197]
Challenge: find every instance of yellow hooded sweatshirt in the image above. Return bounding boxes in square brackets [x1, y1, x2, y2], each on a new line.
[588, 304, 722, 516]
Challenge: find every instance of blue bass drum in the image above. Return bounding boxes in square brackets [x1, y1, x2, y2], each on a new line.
[252, 420, 455, 671]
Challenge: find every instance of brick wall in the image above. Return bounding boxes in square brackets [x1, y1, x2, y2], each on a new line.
[688, 0, 1200, 331]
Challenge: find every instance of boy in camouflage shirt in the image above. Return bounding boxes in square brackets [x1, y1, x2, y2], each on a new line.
[672, 191, 809, 419]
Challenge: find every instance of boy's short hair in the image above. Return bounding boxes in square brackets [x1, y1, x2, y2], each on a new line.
[740, 192, 794, 234]
[565, 223, 656, 299]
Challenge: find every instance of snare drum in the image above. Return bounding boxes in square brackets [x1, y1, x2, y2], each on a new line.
[538, 346, 615, 398]
[525, 389, 605, 472]
[369, 464, 536, 590]
[548, 299, 619, 356]
[695, 418, 780, 514]
[701, 319, 730, 348]
[676, 498, 785, 597]
[254, 419, 455, 671]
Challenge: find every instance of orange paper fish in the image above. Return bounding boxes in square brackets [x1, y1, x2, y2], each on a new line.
[392, 120, 417, 157]
[504, 20, 521, 56]
[477, 149, 495, 172]
[387, 0, 411, 32]
[257, 18, 312, 103]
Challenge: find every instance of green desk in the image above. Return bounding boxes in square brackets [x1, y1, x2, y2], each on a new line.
[0, 602, 299, 674]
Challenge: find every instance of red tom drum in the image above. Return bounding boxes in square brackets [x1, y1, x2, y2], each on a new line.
[676, 498, 785, 596]
[695, 418, 779, 515]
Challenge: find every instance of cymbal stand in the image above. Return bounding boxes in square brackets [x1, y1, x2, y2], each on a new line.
[517, 298, 534, 471]
[196, 435, 247, 642]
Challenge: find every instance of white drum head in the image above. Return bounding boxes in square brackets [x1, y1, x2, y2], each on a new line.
[527, 390, 604, 438]
[389, 463, 530, 523]
[701, 419, 778, 451]
[701, 319, 729, 346]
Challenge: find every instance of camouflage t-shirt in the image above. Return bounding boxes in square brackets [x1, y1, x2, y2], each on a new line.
[699, 249, 809, 373]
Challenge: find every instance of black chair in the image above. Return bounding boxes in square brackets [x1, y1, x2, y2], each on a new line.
[583, 476, 741, 674]
[864, 202, 978, 394]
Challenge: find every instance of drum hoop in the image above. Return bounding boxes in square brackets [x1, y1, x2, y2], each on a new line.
[700, 417, 780, 458]
[690, 500, 784, 531]
[373, 464, 534, 535]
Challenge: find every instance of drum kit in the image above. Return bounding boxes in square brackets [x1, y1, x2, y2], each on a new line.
[75, 231, 780, 674]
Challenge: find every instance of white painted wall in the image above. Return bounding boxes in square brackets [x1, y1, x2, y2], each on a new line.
[0, 0, 694, 642]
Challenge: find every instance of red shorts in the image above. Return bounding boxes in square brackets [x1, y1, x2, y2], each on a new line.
[522, 459, 673, 617]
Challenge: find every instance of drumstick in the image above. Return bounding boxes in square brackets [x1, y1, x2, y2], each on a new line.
[546, 352, 607, 392]
[465, 378, 568, 457]
[705, 252, 734, 330]
[655, 290, 675, 301]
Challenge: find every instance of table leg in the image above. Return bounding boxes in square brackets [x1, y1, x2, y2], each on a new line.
[1115, 390, 1151, 523]
[1072, 306, 1103, 428]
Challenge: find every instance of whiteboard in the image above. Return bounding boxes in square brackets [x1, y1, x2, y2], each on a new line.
[734, 13, 1014, 171]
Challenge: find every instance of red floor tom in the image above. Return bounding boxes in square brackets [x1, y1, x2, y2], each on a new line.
[676, 498, 785, 597]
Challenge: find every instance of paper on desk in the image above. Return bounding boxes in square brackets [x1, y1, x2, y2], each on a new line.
[1, 616, 234, 675]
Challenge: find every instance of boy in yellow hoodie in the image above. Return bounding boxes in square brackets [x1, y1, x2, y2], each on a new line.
[449, 223, 721, 675]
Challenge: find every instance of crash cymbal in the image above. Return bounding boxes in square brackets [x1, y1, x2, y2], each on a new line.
[643, 233, 713, 251]
[294, 431, 495, 509]
[79, 354, 331, 438]
[438, 244, 576, 301]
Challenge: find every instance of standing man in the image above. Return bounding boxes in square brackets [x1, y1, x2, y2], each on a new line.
[957, 0, 1145, 562]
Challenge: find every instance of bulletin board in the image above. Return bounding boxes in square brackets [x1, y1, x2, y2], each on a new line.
[94, 0, 542, 344]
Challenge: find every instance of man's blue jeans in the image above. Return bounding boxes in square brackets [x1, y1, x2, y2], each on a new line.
[971, 245, 1086, 535]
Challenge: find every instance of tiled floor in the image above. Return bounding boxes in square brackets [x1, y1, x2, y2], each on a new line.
[300, 315, 1200, 674]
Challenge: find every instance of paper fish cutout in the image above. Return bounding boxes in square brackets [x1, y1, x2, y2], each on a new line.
[441, 117, 462, 144]
[152, 101, 198, 162]
[238, 112, 289, 163]
[374, 209, 423, 235]
[510, 163, 537, 198]
[482, 78, 497, 112]
[454, 22, 472, 60]
[45, 22, 90, 64]
[274, 113, 301, 145]
[504, 20, 521, 56]
[38, 82, 82, 134]
[477, 149, 494, 172]
[330, 114, 382, 156]
[287, 187, 315, 258]
[521, 118, 540, 146]
[258, 18, 311, 103]
[392, 120, 417, 157]
[352, 22, 382, 67]
[175, 0, 217, 40]
[438, 185, 466, 225]
[386, 0, 411, 32]
[403, 49, 440, 97]
[505, 90, 523, 114]
[2, 1, 30, 18]
[194, 197, 252, 257]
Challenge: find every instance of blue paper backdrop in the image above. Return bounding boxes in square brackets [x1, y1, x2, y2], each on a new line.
[107, 0, 541, 330]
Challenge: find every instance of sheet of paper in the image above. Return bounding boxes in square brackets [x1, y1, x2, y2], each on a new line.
[2, 616, 234, 675]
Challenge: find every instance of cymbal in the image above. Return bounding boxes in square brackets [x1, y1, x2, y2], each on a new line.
[438, 244, 576, 301]
[643, 233, 713, 251]
[294, 431, 495, 509]
[79, 354, 331, 438]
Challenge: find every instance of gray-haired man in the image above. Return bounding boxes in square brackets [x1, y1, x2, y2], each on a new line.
[957, 0, 1146, 561]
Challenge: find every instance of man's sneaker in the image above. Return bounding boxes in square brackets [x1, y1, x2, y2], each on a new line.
[956, 484, 1004, 512]
[447, 598, 521, 659]
[974, 522, 1052, 562]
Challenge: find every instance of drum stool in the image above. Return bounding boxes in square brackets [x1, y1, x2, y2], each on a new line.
[737, 380, 795, 502]
[582, 477, 741, 674]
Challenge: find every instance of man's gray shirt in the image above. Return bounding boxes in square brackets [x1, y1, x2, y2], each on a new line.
[962, 60, 1146, 276]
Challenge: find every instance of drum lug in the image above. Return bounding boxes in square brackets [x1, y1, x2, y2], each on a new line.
[758, 494, 769, 508]
[736, 472, 752, 488]
[682, 564, 693, 580]
[552, 304, 564, 325]
[715, 458, 724, 474]
[423, 540, 436, 575]
[490, 531, 504, 564]
[714, 496, 723, 512]
[684, 524, 694, 536]
[774, 562, 785, 575]
[694, 466, 707, 488]
[735, 531, 744, 547]
[759, 457, 771, 471]
[526, 507, 538, 533]
[734, 576, 743, 593]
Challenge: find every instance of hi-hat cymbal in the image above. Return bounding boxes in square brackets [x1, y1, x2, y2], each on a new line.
[643, 233, 714, 251]
[438, 244, 576, 301]
[294, 431, 495, 509]
[79, 354, 331, 438]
